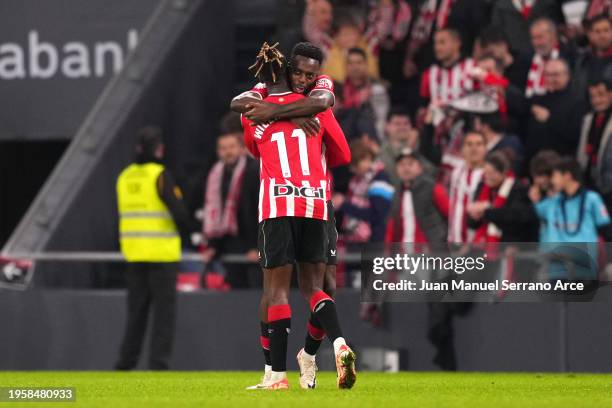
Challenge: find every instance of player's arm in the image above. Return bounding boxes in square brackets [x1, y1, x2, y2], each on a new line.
[244, 76, 336, 123]
[319, 109, 351, 167]
[244, 91, 333, 123]
[241, 115, 260, 158]
[231, 94, 262, 114]
[230, 84, 266, 114]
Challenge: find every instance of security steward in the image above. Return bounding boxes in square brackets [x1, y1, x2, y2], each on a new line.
[115, 127, 192, 370]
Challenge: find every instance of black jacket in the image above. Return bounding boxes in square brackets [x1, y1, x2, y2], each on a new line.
[525, 87, 584, 166]
[468, 181, 539, 242]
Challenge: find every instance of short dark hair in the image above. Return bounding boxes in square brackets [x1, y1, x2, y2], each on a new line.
[347, 47, 367, 60]
[219, 111, 242, 134]
[477, 52, 505, 73]
[291, 42, 324, 65]
[530, 17, 558, 36]
[332, 14, 360, 35]
[217, 131, 243, 145]
[479, 112, 506, 133]
[350, 139, 375, 166]
[479, 27, 509, 48]
[137, 126, 163, 157]
[463, 130, 486, 145]
[585, 14, 612, 31]
[552, 157, 583, 183]
[530, 150, 561, 177]
[485, 150, 512, 174]
[436, 27, 462, 43]
[386, 106, 411, 122]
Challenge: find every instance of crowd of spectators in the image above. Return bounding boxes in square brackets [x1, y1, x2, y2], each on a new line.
[196, 0, 612, 290]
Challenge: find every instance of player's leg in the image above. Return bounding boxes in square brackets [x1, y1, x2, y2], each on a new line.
[299, 203, 338, 372]
[266, 263, 293, 389]
[260, 217, 296, 390]
[297, 218, 356, 389]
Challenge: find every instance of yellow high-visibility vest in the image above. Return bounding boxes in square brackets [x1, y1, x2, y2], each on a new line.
[116, 162, 181, 262]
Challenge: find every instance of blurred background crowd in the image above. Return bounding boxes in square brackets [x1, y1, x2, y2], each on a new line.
[195, 0, 612, 291]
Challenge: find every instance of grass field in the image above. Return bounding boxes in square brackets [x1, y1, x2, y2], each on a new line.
[1, 371, 612, 407]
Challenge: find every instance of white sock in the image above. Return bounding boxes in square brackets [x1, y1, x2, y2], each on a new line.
[270, 371, 287, 382]
[333, 337, 347, 355]
[264, 364, 272, 373]
[302, 351, 316, 361]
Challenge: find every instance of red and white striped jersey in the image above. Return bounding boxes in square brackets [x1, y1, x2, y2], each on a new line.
[249, 75, 335, 103]
[242, 92, 350, 222]
[448, 163, 483, 243]
[420, 58, 475, 104]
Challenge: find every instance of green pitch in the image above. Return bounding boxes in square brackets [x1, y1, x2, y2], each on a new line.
[1, 371, 612, 408]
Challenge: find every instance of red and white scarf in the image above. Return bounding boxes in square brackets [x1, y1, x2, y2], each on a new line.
[473, 175, 515, 243]
[525, 48, 559, 98]
[448, 163, 483, 243]
[366, 0, 412, 53]
[512, 0, 535, 19]
[203, 155, 247, 239]
[586, 0, 612, 19]
[407, 0, 454, 58]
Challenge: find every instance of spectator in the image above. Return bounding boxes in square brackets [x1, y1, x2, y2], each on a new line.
[572, 15, 612, 104]
[525, 58, 584, 166]
[474, 112, 524, 174]
[467, 151, 539, 242]
[420, 28, 476, 105]
[447, 131, 487, 243]
[531, 157, 611, 280]
[321, 16, 379, 82]
[342, 47, 390, 139]
[585, 0, 612, 20]
[404, 0, 462, 77]
[302, 0, 334, 51]
[577, 78, 612, 207]
[479, 27, 530, 91]
[334, 139, 394, 243]
[368, 0, 412, 101]
[525, 18, 573, 98]
[385, 149, 449, 246]
[378, 108, 420, 186]
[202, 132, 261, 289]
[528, 149, 562, 201]
[333, 81, 379, 144]
[490, 0, 564, 56]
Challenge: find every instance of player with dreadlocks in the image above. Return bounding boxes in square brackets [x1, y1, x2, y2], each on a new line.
[234, 42, 345, 391]
[240, 42, 355, 391]
[231, 42, 335, 135]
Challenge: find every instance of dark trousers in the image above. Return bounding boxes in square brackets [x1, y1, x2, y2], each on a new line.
[211, 236, 262, 289]
[115, 262, 178, 370]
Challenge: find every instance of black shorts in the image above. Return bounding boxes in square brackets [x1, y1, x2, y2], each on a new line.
[258, 217, 328, 269]
[327, 201, 338, 266]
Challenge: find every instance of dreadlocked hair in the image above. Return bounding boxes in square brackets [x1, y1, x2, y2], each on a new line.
[248, 42, 286, 84]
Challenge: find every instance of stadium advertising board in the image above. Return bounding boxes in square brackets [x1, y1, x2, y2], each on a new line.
[0, 0, 156, 140]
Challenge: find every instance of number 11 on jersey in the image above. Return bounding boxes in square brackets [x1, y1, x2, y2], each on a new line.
[270, 129, 311, 178]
